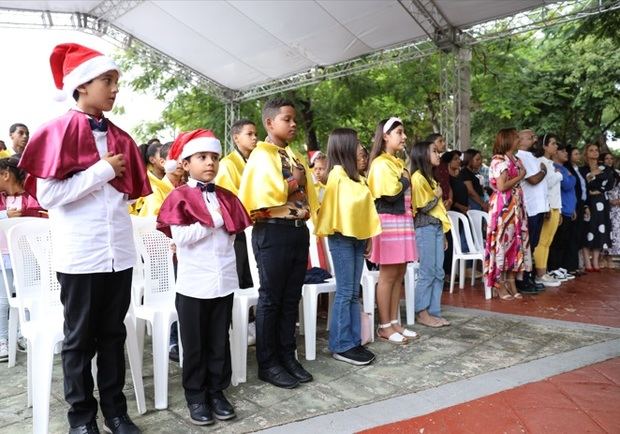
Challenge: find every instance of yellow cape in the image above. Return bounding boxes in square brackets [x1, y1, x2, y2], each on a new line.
[410, 171, 451, 233]
[315, 166, 381, 239]
[367, 152, 407, 199]
[215, 150, 245, 196]
[139, 171, 174, 216]
[238, 141, 318, 222]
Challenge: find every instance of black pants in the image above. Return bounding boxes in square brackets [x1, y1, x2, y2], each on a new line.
[57, 269, 132, 427]
[549, 215, 578, 272]
[176, 292, 234, 404]
[252, 222, 309, 369]
[234, 231, 254, 289]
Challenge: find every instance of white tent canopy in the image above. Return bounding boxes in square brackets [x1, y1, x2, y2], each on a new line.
[1, 0, 552, 93]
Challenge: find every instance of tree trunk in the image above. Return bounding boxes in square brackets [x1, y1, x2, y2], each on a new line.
[297, 96, 319, 152]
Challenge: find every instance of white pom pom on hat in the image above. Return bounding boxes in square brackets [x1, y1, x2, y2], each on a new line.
[50, 43, 120, 100]
[164, 129, 221, 172]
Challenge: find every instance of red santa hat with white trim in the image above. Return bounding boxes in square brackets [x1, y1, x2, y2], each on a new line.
[164, 129, 221, 173]
[50, 43, 120, 101]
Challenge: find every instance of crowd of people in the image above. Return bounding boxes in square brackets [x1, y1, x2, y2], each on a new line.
[0, 42, 619, 434]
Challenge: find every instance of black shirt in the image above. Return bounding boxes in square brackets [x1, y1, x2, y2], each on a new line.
[459, 167, 484, 197]
[450, 174, 469, 213]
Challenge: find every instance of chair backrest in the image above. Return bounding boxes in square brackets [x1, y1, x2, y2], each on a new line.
[0, 217, 41, 301]
[7, 219, 56, 324]
[447, 210, 479, 255]
[467, 209, 489, 252]
[131, 216, 176, 306]
[244, 225, 260, 287]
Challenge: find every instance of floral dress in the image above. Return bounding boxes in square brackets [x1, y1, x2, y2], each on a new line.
[606, 170, 620, 255]
[484, 155, 532, 289]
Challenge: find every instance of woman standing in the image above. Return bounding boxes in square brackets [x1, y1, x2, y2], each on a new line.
[411, 141, 451, 327]
[367, 117, 418, 344]
[484, 128, 531, 299]
[315, 128, 381, 365]
[565, 146, 587, 274]
[579, 144, 615, 271]
[600, 153, 620, 259]
[461, 149, 488, 212]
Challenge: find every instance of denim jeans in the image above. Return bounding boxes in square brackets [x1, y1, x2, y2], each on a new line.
[328, 233, 365, 353]
[414, 224, 445, 317]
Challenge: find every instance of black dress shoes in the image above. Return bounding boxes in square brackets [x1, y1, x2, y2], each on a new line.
[208, 391, 236, 420]
[69, 420, 100, 434]
[258, 365, 299, 389]
[282, 359, 313, 383]
[188, 403, 214, 426]
[103, 414, 140, 434]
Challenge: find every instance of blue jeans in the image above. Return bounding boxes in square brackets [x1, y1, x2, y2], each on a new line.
[415, 224, 445, 317]
[328, 233, 365, 353]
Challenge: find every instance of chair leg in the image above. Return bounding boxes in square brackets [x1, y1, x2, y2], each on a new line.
[471, 259, 476, 286]
[302, 291, 318, 361]
[135, 317, 146, 368]
[151, 314, 171, 410]
[450, 258, 457, 293]
[326, 292, 335, 332]
[27, 339, 32, 407]
[459, 260, 465, 289]
[404, 265, 415, 325]
[7, 307, 17, 368]
[231, 301, 250, 385]
[124, 315, 146, 414]
[30, 335, 55, 434]
[298, 301, 304, 335]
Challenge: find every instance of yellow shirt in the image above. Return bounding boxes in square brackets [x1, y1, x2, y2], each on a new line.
[315, 166, 381, 240]
[215, 149, 246, 195]
[367, 152, 408, 199]
[0, 150, 12, 159]
[139, 171, 174, 216]
[410, 170, 451, 233]
[238, 141, 318, 223]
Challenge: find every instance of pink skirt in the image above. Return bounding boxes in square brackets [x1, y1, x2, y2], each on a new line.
[370, 212, 418, 265]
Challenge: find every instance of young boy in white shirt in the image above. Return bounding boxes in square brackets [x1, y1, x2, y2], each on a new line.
[19, 43, 151, 434]
[157, 129, 251, 426]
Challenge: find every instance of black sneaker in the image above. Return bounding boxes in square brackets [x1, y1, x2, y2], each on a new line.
[356, 346, 376, 363]
[516, 279, 539, 294]
[332, 347, 373, 366]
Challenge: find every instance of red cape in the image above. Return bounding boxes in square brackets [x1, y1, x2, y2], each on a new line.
[0, 192, 47, 218]
[157, 184, 251, 238]
[18, 109, 151, 200]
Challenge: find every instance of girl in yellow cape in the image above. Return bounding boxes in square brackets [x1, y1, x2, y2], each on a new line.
[367, 118, 419, 344]
[315, 128, 381, 365]
[410, 140, 452, 328]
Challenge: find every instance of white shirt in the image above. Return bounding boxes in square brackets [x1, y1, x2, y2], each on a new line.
[516, 149, 549, 216]
[36, 129, 136, 274]
[539, 156, 562, 210]
[170, 178, 238, 299]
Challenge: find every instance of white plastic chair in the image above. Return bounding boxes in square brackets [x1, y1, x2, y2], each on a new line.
[230, 225, 260, 386]
[467, 210, 492, 300]
[0, 217, 40, 368]
[131, 216, 177, 409]
[300, 221, 336, 361]
[447, 211, 484, 293]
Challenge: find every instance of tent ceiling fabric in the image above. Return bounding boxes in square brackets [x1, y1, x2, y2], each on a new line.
[2, 0, 549, 91]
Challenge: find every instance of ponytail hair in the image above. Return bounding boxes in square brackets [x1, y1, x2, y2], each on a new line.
[0, 157, 26, 184]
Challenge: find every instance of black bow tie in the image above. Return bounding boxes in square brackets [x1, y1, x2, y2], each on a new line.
[197, 182, 216, 193]
[88, 117, 108, 132]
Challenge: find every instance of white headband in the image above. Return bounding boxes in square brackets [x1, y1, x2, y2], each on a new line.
[383, 117, 403, 134]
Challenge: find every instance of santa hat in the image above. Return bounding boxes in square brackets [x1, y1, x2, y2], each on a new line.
[50, 43, 120, 100]
[164, 129, 221, 173]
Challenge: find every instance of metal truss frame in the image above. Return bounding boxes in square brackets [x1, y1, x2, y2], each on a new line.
[223, 101, 240, 154]
[1, 0, 617, 143]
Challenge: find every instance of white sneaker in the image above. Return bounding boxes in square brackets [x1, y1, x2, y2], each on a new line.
[535, 274, 561, 287]
[549, 270, 568, 281]
[16, 336, 27, 352]
[247, 321, 256, 346]
[0, 339, 8, 362]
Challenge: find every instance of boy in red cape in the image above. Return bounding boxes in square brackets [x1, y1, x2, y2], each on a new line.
[19, 43, 151, 434]
[157, 130, 251, 426]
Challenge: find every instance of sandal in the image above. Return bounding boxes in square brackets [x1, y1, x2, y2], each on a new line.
[415, 314, 444, 328]
[492, 283, 513, 300]
[377, 323, 408, 345]
[390, 320, 419, 339]
[432, 316, 451, 326]
[505, 279, 522, 299]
